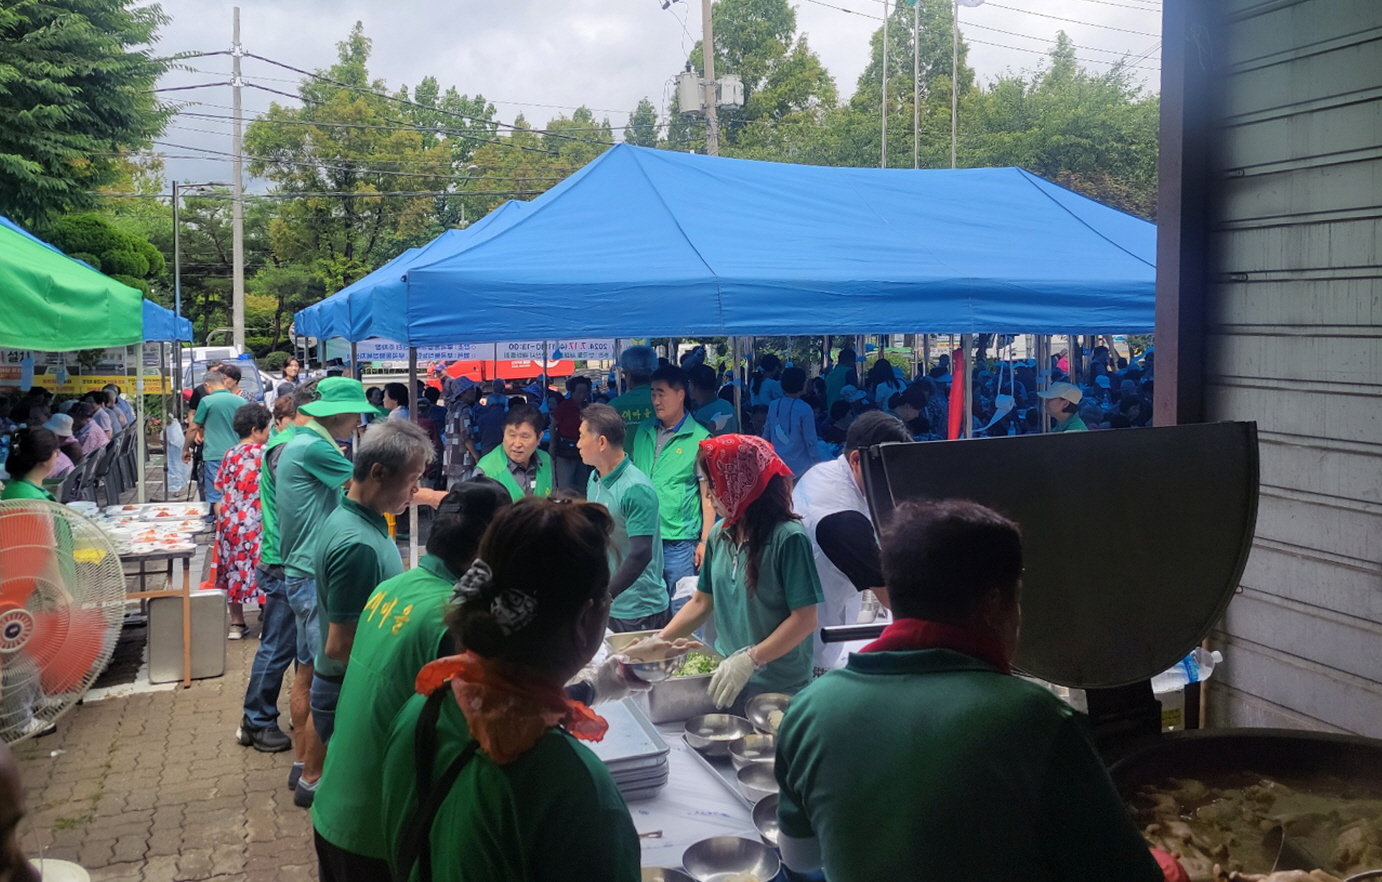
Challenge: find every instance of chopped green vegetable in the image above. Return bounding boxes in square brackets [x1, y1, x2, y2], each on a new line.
[673, 651, 719, 677]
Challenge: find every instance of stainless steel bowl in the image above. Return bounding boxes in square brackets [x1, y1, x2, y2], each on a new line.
[752, 793, 780, 848]
[745, 693, 791, 735]
[641, 868, 696, 882]
[737, 762, 779, 803]
[621, 648, 692, 683]
[728, 733, 776, 771]
[684, 714, 754, 756]
[682, 836, 781, 882]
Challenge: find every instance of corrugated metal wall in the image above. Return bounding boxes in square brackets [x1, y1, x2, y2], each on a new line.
[1205, 0, 1382, 734]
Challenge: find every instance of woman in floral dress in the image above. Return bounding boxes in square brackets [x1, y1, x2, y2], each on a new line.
[215, 404, 272, 638]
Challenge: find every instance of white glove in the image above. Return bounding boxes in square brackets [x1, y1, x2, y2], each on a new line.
[709, 647, 758, 709]
[621, 636, 704, 663]
[586, 654, 652, 705]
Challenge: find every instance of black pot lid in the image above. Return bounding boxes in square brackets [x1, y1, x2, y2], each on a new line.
[861, 421, 1259, 689]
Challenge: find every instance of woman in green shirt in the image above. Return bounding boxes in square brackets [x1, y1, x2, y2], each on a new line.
[2, 428, 60, 502]
[658, 434, 823, 710]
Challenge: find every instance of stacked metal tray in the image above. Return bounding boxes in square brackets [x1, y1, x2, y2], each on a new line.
[585, 698, 670, 801]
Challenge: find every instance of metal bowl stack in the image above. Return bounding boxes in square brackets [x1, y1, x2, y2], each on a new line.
[684, 714, 755, 757]
[682, 836, 781, 882]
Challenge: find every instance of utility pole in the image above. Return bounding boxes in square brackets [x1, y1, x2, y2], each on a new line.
[881, 0, 889, 168]
[950, 0, 959, 169]
[913, 0, 920, 169]
[701, 0, 719, 156]
[231, 7, 246, 351]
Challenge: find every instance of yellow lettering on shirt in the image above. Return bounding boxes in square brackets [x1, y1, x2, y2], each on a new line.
[363, 591, 385, 624]
[378, 597, 399, 625]
[391, 604, 414, 636]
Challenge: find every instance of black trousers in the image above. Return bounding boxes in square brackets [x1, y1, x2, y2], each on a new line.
[608, 608, 672, 633]
[315, 829, 392, 882]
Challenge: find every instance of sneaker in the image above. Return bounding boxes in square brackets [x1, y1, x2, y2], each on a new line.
[293, 775, 319, 808]
[287, 761, 304, 791]
[12, 716, 56, 740]
[227, 623, 248, 640]
[235, 717, 291, 753]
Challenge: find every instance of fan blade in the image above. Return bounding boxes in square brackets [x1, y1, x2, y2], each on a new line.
[0, 510, 60, 609]
[26, 608, 107, 695]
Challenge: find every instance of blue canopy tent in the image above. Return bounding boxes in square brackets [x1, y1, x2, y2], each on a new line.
[141, 298, 193, 343]
[300, 145, 1155, 345]
[294, 199, 530, 343]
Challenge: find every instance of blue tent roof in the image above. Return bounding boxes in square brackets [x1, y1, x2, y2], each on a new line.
[296, 145, 1156, 344]
[141, 298, 194, 342]
[294, 200, 530, 342]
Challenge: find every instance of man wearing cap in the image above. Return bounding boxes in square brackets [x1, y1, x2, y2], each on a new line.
[187, 363, 248, 512]
[273, 377, 382, 808]
[609, 345, 658, 425]
[442, 376, 481, 485]
[1037, 382, 1088, 433]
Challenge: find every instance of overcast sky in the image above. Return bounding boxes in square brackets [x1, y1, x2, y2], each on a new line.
[152, 0, 1162, 186]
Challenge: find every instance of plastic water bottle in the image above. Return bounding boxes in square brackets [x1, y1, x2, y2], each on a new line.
[1150, 648, 1223, 693]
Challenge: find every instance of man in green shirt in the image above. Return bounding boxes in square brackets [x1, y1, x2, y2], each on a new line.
[774, 499, 1166, 882]
[274, 377, 381, 808]
[308, 420, 433, 806]
[187, 362, 247, 512]
[237, 382, 317, 754]
[578, 403, 668, 632]
[312, 479, 511, 881]
[607, 344, 657, 425]
[474, 403, 552, 501]
[629, 364, 714, 611]
[1039, 381, 1089, 433]
[689, 364, 739, 435]
[824, 346, 858, 409]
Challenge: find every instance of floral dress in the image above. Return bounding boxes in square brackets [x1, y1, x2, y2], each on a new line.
[214, 441, 264, 603]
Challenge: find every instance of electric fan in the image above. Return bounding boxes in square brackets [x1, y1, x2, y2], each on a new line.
[0, 500, 127, 744]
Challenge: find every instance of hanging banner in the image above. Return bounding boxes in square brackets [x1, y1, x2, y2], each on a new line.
[352, 340, 496, 363]
[350, 339, 615, 364]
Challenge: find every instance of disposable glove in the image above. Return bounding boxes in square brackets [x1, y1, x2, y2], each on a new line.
[573, 654, 652, 706]
[709, 647, 758, 709]
[621, 636, 703, 662]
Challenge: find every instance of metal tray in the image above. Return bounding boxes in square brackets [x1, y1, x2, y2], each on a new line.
[586, 698, 670, 776]
[682, 735, 755, 809]
[604, 630, 724, 724]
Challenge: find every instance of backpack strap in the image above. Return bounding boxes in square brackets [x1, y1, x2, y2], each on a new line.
[394, 686, 479, 882]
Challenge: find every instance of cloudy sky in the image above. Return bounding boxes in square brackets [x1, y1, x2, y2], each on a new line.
[151, 0, 1162, 186]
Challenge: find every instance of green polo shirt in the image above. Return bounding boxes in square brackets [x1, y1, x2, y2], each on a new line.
[699, 519, 822, 696]
[775, 649, 1162, 882]
[381, 691, 641, 882]
[1, 480, 55, 501]
[1053, 413, 1089, 433]
[587, 457, 666, 621]
[312, 497, 404, 680]
[277, 420, 354, 579]
[694, 398, 739, 436]
[194, 388, 248, 461]
[607, 384, 653, 425]
[257, 424, 299, 567]
[628, 414, 709, 541]
[314, 554, 459, 860]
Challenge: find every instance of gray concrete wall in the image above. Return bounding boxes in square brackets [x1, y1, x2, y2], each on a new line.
[1204, 0, 1382, 734]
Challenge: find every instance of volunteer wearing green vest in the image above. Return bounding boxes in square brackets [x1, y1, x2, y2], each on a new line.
[774, 499, 1172, 882]
[313, 479, 512, 882]
[308, 420, 433, 817]
[238, 384, 317, 755]
[379, 498, 640, 882]
[1039, 381, 1089, 432]
[187, 362, 248, 513]
[689, 363, 739, 435]
[275, 377, 381, 808]
[1, 427, 60, 502]
[607, 344, 657, 425]
[629, 364, 714, 612]
[659, 435, 822, 709]
[578, 403, 669, 632]
[474, 403, 552, 501]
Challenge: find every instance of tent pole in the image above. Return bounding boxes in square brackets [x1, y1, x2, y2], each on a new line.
[408, 347, 420, 569]
[961, 334, 973, 440]
[922, 333, 930, 378]
[134, 344, 147, 503]
[161, 343, 169, 501]
[731, 336, 742, 419]
[350, 341, 358, 386]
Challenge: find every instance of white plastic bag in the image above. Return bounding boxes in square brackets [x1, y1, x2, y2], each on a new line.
[165, 421, 190, 494]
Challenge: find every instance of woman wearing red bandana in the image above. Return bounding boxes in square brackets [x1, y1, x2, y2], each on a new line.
[773, 499, 1186, 882]
[656, 434, 824, 710]
[377, 498, 641, 882]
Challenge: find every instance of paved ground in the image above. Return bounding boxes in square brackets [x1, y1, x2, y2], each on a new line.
[14, 614, 317, 882]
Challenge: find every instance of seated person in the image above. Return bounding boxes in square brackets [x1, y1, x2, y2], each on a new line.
[774, 498, 1181, 882]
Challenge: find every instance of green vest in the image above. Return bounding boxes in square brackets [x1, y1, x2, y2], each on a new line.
[628, 415, 709, 541]
[476, 446, 553, 501]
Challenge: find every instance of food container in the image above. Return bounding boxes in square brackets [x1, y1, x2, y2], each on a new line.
[728, 734, 775, 771]
[605, 630, 724, 723]
[745, 693, 791, 736]
[684, 714, 754, 757]
[682, 836, 780, 882]
[736, 763, 778, 803]
[752, 793, 780, 848]
[641, 869, 695, 882]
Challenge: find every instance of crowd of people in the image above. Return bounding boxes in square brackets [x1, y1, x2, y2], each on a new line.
[0, 383, 142, 504]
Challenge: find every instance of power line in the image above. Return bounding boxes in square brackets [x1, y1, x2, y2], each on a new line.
[982, 3, 1159, 37]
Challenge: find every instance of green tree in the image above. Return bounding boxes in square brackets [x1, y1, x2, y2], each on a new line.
[463, 109, 612, 218]
[0, 0, 173, 225]
[627, 98, 660, 148]
[393, 75, 499, 229]
[962, 33, 1160, 218]
[46, 212, 165, 295]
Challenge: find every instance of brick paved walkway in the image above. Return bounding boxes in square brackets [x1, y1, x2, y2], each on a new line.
[14, 624, 318, 882]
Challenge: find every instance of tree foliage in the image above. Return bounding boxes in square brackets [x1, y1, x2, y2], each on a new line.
[0, 0, 173, 225]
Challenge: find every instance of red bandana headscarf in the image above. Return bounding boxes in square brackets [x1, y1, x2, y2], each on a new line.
[698, 434, 795, 525]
